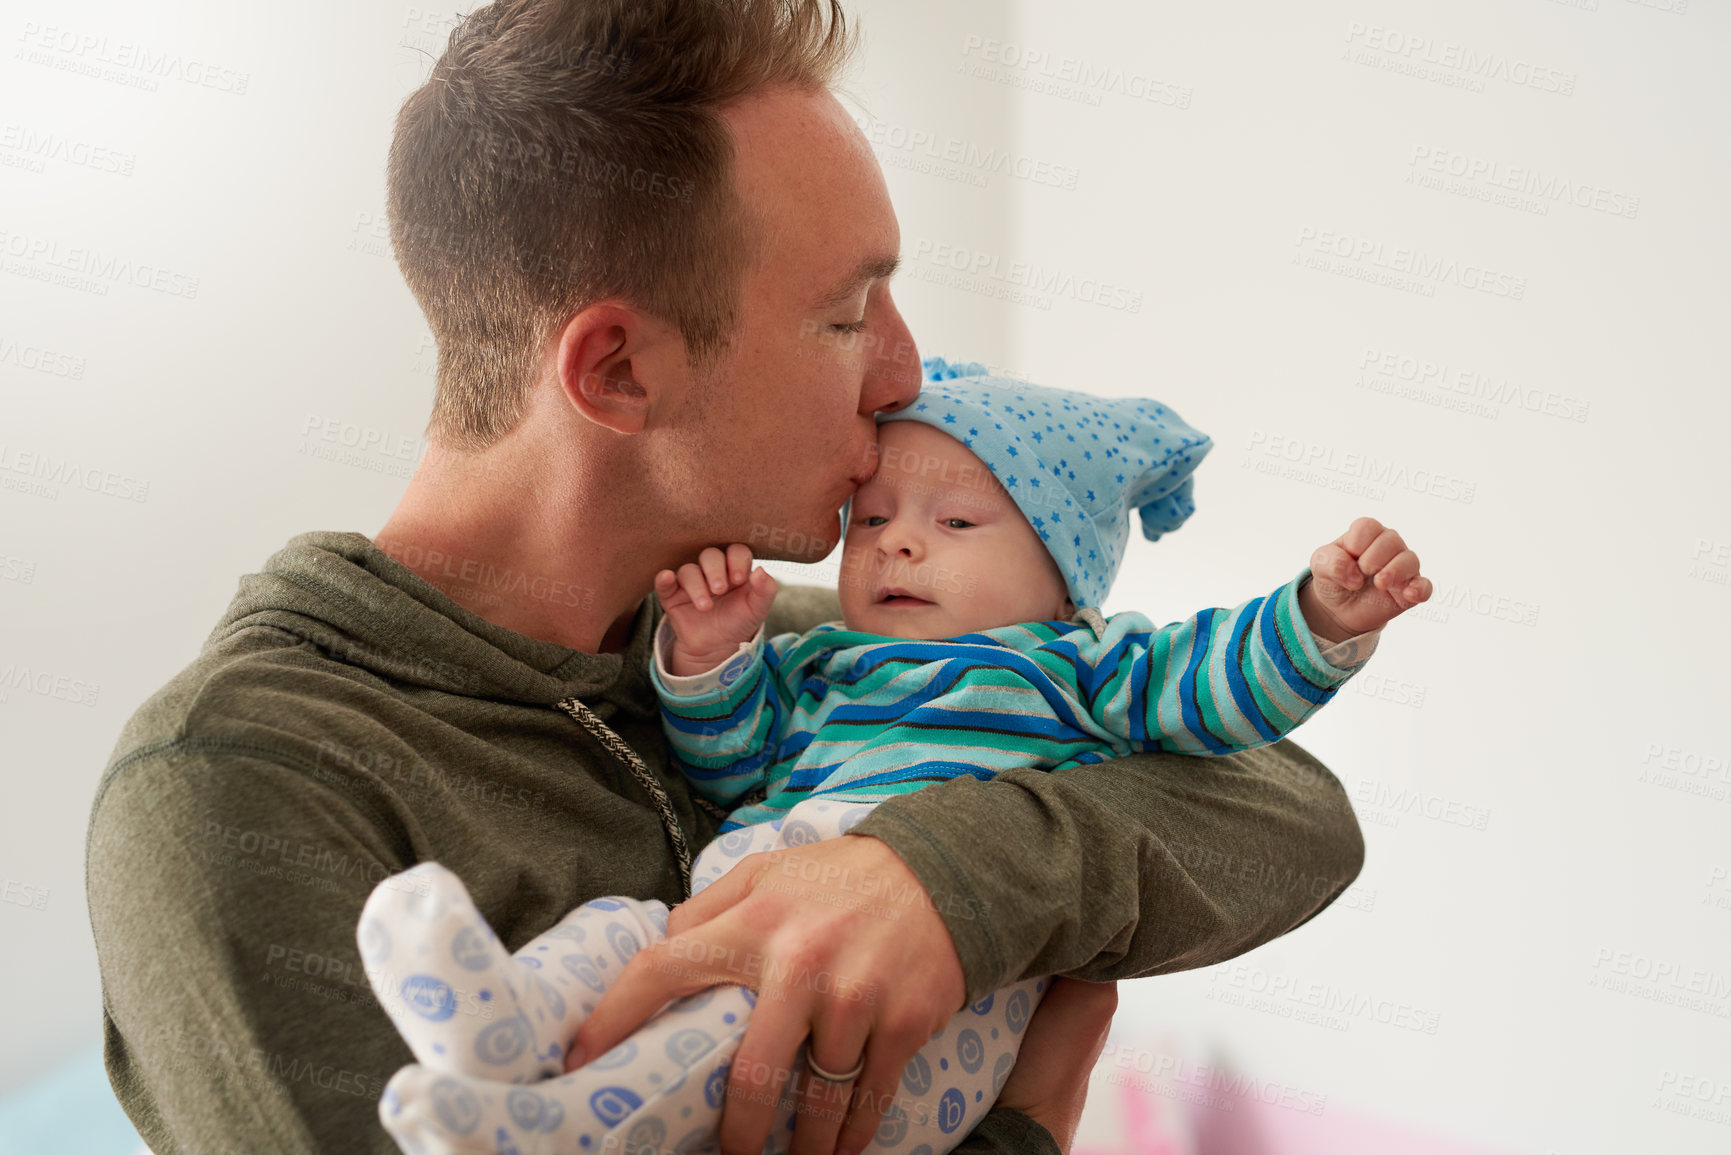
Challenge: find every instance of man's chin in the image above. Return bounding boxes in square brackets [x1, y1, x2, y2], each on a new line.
[741, 510, 840, 565]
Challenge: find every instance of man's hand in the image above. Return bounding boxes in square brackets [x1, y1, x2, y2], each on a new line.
[995, 977, 1119, 1154]
[565, 834, 968, 1155]
[655, 543, 779, 675]
[1300, 516, 1431, 643]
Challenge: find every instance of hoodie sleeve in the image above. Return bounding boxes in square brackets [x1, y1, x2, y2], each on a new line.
[86, 744, 416, 1155]
[851, 739, 1364, 1002]
[766, 583, 1365, 1005]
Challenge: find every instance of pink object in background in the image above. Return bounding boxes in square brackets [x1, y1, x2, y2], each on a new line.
[1189, 1098, 1522, 1155]
[1073, 1065, 1197, 1155]
[1073, 1052, 1520, 1155]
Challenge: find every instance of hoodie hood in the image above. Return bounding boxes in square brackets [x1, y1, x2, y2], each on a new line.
[208, 531, 659, 713]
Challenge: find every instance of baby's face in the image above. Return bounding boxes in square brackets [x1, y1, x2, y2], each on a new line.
[838, 421, 1072, 639]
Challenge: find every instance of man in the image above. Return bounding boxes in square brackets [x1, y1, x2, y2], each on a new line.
[85, 2, 1364, 1153]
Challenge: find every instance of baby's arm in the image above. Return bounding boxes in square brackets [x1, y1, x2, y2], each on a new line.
[1078, 516, 1429, 754]
[651, 545, 791, 811]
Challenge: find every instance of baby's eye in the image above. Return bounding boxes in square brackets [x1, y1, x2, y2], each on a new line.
[943, 518, 974, 529]
[862, 515, 887, 527]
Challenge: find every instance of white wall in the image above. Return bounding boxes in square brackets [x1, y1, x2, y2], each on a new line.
[2, 1, 1727, 1153]
[978, 3, 1729, 1154]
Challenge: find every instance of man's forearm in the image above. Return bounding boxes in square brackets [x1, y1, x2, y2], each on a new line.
[851, 739, 1364, 1001]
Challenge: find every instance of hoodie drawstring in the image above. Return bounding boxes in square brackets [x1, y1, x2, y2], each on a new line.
[554, 695, 729, 901]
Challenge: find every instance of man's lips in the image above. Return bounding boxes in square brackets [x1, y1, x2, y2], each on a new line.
[850, 438, 880, 488]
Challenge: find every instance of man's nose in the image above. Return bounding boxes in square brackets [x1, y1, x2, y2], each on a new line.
[860, 298, 922, 416]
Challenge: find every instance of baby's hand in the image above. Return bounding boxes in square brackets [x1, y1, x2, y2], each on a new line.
[654, 544, 778, 676]
[1299, 517, 1431, 643]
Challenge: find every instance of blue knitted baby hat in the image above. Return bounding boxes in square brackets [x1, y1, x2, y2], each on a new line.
[851, 356, 1212, 609]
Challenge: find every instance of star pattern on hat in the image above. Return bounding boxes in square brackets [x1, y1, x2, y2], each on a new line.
[879, 356, 1214, 607]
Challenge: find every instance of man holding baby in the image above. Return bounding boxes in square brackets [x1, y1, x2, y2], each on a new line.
[85, 2, 1367, 1153]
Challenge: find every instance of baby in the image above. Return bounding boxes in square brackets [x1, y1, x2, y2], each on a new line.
[357, 358, 1428, 1155]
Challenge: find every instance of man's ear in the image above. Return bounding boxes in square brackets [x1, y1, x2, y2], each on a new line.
[554, 304, 660, 435]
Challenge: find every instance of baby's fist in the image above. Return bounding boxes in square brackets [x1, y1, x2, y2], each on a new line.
[654, 544, 778, 676]
[1301, 517, 1431, 643]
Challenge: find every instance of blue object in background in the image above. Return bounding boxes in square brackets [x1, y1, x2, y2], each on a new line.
[0, 1046, 147, 1155]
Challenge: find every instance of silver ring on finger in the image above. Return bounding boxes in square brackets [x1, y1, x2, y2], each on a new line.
[804, 1045, 865, 1085]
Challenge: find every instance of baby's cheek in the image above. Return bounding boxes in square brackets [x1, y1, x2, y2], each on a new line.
[835, 544, 870, 607]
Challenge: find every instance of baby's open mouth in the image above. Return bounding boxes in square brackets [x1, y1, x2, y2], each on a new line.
[877, 587, 934, 606]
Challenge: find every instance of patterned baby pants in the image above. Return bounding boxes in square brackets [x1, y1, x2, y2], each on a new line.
[359, 794, 1047, 1155]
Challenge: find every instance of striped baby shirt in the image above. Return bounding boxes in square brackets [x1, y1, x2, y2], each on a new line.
[650, 568, 1371, 832]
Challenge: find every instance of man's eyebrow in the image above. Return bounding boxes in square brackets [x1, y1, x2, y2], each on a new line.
[812, 254, 901, 311]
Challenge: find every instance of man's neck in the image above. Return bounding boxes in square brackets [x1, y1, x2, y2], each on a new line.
[373, 437, 658, 655]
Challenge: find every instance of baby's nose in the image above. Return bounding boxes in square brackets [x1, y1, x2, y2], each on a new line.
[878, 524, 921, 558]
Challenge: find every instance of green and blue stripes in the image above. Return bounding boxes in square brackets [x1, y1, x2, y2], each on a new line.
[656, 568, 1358, 832]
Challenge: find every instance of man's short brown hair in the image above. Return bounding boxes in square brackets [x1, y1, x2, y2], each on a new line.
[388, 0, 857, 450]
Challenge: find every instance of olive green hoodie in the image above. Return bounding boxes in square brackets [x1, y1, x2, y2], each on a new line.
[85, 531, 1362, 1154]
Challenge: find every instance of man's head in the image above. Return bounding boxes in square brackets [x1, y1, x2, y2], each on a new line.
[838, 421, 1073, 639]
[389, 0, 920, 564]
